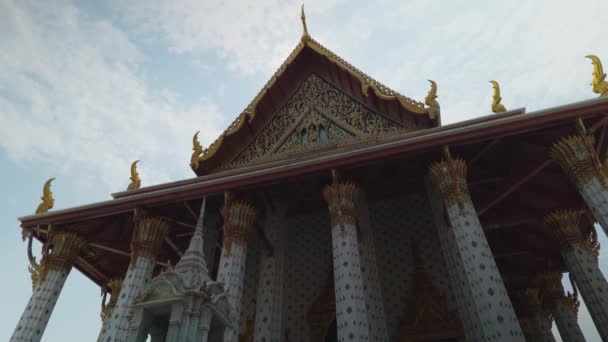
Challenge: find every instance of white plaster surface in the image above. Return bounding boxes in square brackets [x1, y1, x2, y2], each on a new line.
[217, 243, 249, 341]
[97, 256, 155, 342]
[562, 244, 608, 340]
[10, 269, 71, 342]
[330, 221, 371, 341]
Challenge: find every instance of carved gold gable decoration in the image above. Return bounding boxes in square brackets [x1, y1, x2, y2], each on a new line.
[229, 74, 407, 168]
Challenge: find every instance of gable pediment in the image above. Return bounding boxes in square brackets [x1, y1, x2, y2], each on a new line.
[228, 74, 408, 168]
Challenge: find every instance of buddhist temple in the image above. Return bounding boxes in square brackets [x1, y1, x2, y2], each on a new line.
[10, 7, 608, 342]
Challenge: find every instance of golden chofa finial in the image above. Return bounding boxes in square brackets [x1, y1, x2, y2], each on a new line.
[35, 178, 55, 214]
[489, 80, 507, 113]
[301, 4, 310, 41]
[127, 160, 141, 191]
[191, 131, 203, 170]
[425, 80, 439, 120]
[585, 55, 608, 97]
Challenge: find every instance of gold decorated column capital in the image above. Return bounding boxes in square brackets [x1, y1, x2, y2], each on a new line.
[322, 182, 360, 228]
[428, 157, 470, 209]
[31, 232, 87, 287]
[223, 201, 256, 252]
[544, 210, 598, 257]
[131, 216, 169, 266]
[550, 134, 605, 186]
[46, 232, 87, 270]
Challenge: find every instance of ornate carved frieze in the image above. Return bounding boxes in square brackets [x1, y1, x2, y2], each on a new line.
[229, 74, 408, 168]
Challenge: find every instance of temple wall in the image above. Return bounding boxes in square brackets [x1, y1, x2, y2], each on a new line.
[283, 210, 333, 341]
[369, 193, 455, 340]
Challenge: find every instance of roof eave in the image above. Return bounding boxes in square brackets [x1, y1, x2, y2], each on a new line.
[20, 96, 608, 229]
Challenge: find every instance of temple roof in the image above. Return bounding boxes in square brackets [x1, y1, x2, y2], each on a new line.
[191, 35, 437, 175]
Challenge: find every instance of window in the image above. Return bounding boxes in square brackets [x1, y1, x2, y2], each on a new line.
[300, 129, 308, 144]
[319, 125, 328, 141]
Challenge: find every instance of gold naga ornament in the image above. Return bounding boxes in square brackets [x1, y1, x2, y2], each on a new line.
[191, 131, 203, 170]
[489, 80, 507, 113]
[127, 160, 141, 190]
[425, 80, 439, 120]
[585, 55, 608, 97]
[35, 177, 55, 214]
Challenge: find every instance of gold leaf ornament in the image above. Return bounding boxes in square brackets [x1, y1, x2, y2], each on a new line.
[586, 55, 608, 97]
[425, 80, 439, 120]
[35, 177, 55, 214]
[127, 160, 141, 190]
[191, 131, 203, 170]
[490, 80, 507, 113]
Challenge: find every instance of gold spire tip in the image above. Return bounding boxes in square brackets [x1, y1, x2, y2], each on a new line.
[301, 4, 310, 40]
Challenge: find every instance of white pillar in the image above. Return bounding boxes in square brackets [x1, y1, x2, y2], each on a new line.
[11, 232, 86, 342]
[357, 192, 389, 342]
[551, 134, 608, 237]
[253, 206, 286, 342]
[535, 272, 586, 342]
[426, 179, 482, 341]
[428, 156, 524, 341]
[216, 201, 256, 342]
[545, 210, 608, 340]
[322, 179, 371, 341]
[97, 217, 169, 342]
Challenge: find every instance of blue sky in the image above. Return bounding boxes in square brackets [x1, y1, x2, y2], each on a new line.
[1, 0, 608, 340]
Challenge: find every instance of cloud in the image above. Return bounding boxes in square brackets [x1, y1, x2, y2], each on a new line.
[370, 0, 608, 123]
[0, 2, 226, 192]
[116, 0, 344, 75]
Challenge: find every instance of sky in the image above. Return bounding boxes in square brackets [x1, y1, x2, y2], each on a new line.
[1, 0, 608, 340]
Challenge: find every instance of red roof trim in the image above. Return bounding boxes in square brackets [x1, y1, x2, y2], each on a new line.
[18, 97, 608, 229]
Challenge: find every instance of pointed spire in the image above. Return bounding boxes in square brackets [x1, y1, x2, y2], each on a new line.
[301, 4, 310, 41]
[174, 196, 211, 288]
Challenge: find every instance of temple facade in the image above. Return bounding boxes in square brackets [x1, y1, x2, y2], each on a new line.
[10, 10, 608, 342]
